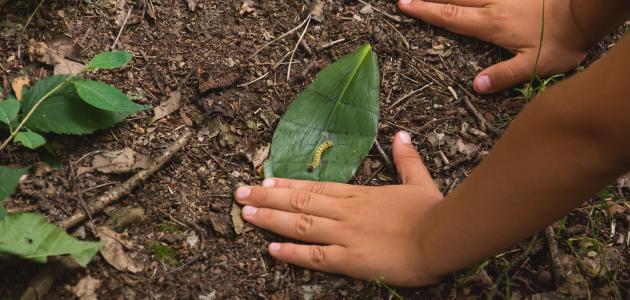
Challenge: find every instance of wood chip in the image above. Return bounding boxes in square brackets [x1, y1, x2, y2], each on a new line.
[231, 203, 244, 235]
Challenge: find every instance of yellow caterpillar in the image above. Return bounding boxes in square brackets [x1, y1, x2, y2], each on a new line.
[307, 140, 333, 172]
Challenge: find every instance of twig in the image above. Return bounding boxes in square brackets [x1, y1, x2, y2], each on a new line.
[387, 83, 432, 110]
[317, 38, 346, 51]
[374, 139, 394, 173]
[462, 96, 502, 136]
[358, 0, 402, 23]
[248, 16, 311, 59]
[544, 226, 567, 286]
[17, 0, 46, 60]
[59, 129, 192, 230]
[111, 7, 133, 50]
[361, 164, 386, 185]
[287, 15, 312, 81]
[384, 21, 409, 49]
[237, 71, 270, 88]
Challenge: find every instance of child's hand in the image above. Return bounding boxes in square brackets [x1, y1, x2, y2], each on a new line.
[235, 132, 445, 286]
[397, 0, 594, 93]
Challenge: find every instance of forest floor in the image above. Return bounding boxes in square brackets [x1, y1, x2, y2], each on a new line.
[0, 0, 629, 299]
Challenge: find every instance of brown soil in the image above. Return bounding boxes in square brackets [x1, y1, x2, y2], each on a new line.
[1, 1, 628, 299]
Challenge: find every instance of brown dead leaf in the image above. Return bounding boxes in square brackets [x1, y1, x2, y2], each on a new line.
[97, 226, 144, 273]
[27, 39, 85, 75]
[606, 200, 627, 216]
[187, 0, 198, 11]
[455, 138, 480, 157]
[152, 91, 182, 123]
[11, 75, 29, 101]
[252, 144, 270, 169]
[71, 275, 101, 300]
[231, 203, 244, 235]
[617, 172, 630, 188]
[239, 0, 256, 15]
[78, 148, 152, 175]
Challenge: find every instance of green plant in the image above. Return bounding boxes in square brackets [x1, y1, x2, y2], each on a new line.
[266, 43, 380, 183]
[150, 241, 178, 265]
[0, 51, 148, 267]
[0, 51, 148, 151]
[515, 74, 564, 100]
[372, 275, 404, 300]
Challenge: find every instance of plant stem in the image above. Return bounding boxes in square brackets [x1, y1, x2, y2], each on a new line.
[0, 76, 74, 152]
[526, 0, 546, 100]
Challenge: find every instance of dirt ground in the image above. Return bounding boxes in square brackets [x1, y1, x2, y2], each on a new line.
[1, 0, 629, 299]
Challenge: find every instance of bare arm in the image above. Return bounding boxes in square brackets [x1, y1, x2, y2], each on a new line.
[422, 33, 630, 276]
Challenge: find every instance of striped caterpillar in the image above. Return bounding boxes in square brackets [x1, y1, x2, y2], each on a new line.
[307, 140, 333, 172]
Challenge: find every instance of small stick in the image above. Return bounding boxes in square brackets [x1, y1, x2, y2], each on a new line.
[544, 226, 567, 286]
[317, 38, 346, 51]
[387, 83, 432, 110]
[374, 139, 394, 173]
[287, 15, 312, 81]
[384, 21, 409, 49]
[111, 7, 133, 50]
[59, 129, 192, 230]
[358, 0, 402, 23]
[462, 96, 502, 136]
[248, 16, 311, 59]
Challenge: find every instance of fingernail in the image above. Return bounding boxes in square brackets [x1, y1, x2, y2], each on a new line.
[398, 0, 411, 4]
[262, 178, 275, 188]
[475, 75, 492, 93]
[236, 186, 251, 200]
[269, 243, 281, 253]
[397, 131, 412, 144]
[242, 205, 257, 217]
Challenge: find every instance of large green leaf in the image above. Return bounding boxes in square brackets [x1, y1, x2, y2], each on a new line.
[269, 43, 380, 182]
[21, 76, 133, 135]
[0, 213, 102, 267]
[86, 51, 132, 70]
[75, 80, 149, 112]
[0, 166, 28, 201]
[0, 98, 20, 125]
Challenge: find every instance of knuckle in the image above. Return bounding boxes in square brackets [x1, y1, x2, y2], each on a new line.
[310, 182, 327, 194]
[294, 214, 313, 236]
[290, 191, 311, 212]
[440, 4, 459, 21]
[309, 246, 326, 265]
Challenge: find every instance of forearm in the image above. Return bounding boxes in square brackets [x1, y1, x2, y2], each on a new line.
[421, 34, 630, 277]
[569, 0, 630, 47]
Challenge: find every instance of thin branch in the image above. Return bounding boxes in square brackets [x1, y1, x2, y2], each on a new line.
[59, 129, 192, 230]
[248, 16, 311, 59]
[111, 7, 133, 50]
[287, 14, 312, 82]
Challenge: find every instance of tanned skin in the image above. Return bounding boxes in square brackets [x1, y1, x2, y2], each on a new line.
[233, 0, 630, 286]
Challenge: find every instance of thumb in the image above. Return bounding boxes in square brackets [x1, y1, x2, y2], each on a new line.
[392, 131, 433, 185]
[473, 53, 534, 94]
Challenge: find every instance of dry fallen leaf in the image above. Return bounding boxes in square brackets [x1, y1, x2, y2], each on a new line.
[27, 39, 85, 75]
[617, 172, 630, 189]
[231, 203, 244, 235]
[152, 91, 182, 123]
[187, 0, 198, 11]
[77, 148, 152, 175]
[97, 226, 144, 273]
[11, 75, 30, 100]
[252, 144, 270, 169]
[71, 275, 101, 300]
[239, 0, 256, 15]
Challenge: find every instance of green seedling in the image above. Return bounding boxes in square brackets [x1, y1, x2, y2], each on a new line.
[150, 241, 178, 265]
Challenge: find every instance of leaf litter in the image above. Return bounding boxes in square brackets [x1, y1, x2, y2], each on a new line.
[96, 226, 144, 273]
[77, 147, 153, 175]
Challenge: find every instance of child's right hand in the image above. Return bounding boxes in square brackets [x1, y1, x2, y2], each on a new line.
[396, 0, 599, 94]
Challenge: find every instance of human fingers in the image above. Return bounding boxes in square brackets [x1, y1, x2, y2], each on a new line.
[241, 206, 342, 244]
[391, 131, 434, 186]
[268, 243, 348, 275]
[235, 186, 344, 220]
[473, 53, 535, 94]
[397, 0, 491, 41]
[261, 177, 356, 198]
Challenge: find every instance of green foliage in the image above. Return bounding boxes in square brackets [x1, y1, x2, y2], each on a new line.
[0, 98, 20, 125]
[515, 74, 564, 100]
[75, 80, 149, 112]
[0, 166, 28, 202]
[268, 43, 380, 182]
[150, 241, 177, 265]
[0, 213, 102, 267]
[87, 51, 132, 71]
[14, 131, 46, 149]
[0, 51, 142, 268]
